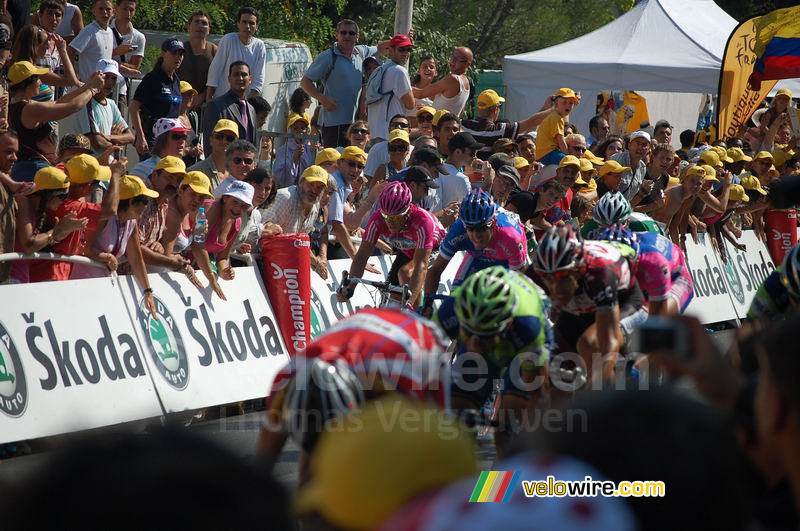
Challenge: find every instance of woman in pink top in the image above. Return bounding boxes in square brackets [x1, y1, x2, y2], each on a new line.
[196, 179, 253, 281]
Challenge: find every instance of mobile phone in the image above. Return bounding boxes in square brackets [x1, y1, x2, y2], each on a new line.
[471, 159, 485, 172]
[129, 44, 139, 51]
[631, 317, 689, 358]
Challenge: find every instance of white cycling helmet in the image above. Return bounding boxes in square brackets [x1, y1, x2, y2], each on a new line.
[592, 191, 632, 227]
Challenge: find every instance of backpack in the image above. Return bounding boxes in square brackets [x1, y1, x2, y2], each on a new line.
[319, 43, 338, 88]
[365, 60, 394, 108]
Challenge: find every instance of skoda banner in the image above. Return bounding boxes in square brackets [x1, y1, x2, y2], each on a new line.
[0, 277, 162, 444]
[122, 268, 290, 413]
[721, 231, 776, 318]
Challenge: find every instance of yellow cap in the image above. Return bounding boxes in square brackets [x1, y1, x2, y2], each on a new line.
[554, 87, 580, 102]
[155, 155, 187, 176]
[753, 151, 774, 162]
[712, 146, 734, 163]
[701, 164, 719, 181]
[772, 149, 795, 167]
[599, 160, 631, 177]
[776, 88, 793, 99]
[416, 105, 436, 117]
[388, 128, 410, 144]
[668, 176, 680, 187]
[213, 119, 239, 137]
[728, 184, 750, 202]
[294, 395, 477, 530]
[699, 150, 722, 168]
[30, 166, 69, 194]
[584, 150, 604, 165]
[180, 171, 213, 197]
[301, 165, 330, 185]
[179, 80, 197, 95]
[476, 89, 505, 110]
[431, 109, 450, 127]
[8, 60, 49, 85]
[119, 175, 159, 200]
[65, 154, 112, 184]
[315, 147, 341, 166]
[287, 112, 311, 129]
[727, 147, 752, 163]
[769, 164, 779, 178]
[740, 173, 767, 195]
[558, 155, 581, 169]
[341, 146, 367, 164]
[578, 158, 593, 172]
[514, 156, 531, 170]
[686, 165, 707, 179]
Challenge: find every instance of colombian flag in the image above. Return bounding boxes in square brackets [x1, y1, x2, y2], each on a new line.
[748, 5, 800, 90]
[469, 471, 521, 502]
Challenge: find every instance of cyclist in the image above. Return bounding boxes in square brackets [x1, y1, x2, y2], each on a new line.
[747, 243, 800, 324]
[257, 307, 451, 482]
[337, 181, 444, 307]
[423, 189, 527, 319]
[532, 225, 644, 383]
[446, 266, 549, 458]
[594, 224, 694, 317]
[581, 191, 664, 238]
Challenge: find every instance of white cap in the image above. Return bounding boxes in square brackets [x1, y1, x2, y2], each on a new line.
[222, 180, 254, 206]
[95, 58, 123, 85]
[153, 117, 190, 138]
[629, 130, 651, 143]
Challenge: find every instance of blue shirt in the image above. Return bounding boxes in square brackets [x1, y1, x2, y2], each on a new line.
[304, 44, 377, 127]
[328, 170, 352, 224]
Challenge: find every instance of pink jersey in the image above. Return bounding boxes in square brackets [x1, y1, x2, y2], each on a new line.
[364, 204, 445, 258]
[635, 232, 687, 300]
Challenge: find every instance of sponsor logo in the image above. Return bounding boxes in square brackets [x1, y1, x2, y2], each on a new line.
[0, 321, 27, 418]
[723, 259, 746, 306]
[140, 296, 189, 390]
[271, 263, 308, 352]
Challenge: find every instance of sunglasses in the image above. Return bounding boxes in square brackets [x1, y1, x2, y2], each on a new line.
[53, 191, 68, 200]
[464, 223, 491, 233]
[132, 196, 151, 205]
[398, 46, 413, 53]
[543, 269, 577, 281]
[351, 128, 368, 135]
[571, 146, 587, 153]
[214, 132, 237, 142]
[346, 160, 365, 170]
[381, 208, 409, 224]
[233, 157, 254, 165]
[418, 115, 433, 123]
[170, 133, 187, 141]
[339, 30, 357, 36]
[391, 122, 410, 130]
[389, 144, 409, 152]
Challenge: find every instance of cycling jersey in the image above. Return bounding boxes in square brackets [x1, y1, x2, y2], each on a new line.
[581, 212, 664, 238]
[269, 308, 450, 408]
[439, 210, 528, 283]
[747, 266, 798, 321]
[558, 241, 636, 316]
[363, 203, 445, 258]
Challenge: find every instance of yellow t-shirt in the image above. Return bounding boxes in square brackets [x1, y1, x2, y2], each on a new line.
[616, 91, 650, 133]
[535, 110, 565, 160]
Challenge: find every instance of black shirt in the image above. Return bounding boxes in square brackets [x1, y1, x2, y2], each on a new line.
[637, 172, 669, 206]
[133, 67, 182, 146]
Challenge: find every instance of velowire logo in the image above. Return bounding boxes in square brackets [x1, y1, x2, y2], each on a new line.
[139, 296, 189, 390]
[0, 320, 27, 417]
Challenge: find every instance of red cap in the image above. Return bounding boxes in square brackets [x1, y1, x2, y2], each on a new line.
[389, 34, 414, 48]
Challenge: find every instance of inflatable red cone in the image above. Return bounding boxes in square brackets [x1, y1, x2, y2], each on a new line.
[764, 209, 797, 265]
[260, 234, 311, 355]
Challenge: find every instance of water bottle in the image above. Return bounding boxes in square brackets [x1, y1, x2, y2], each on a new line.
[193, 207, 207, 244]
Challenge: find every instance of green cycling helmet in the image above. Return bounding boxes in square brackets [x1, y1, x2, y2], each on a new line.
[454, 266, 517, 335]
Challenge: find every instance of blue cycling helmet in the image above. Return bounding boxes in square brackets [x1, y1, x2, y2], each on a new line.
[592, 224, 639, 255]
[460, 190, 496, 226]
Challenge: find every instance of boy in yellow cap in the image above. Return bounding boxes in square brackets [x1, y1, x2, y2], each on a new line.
[187, 118, 238, 189]
[597, 159, 631, 197]
[535, 87, 580, 167]
[274, 111, 316, 188]
[314, 147, 341, 174]
[329, 146, 372, 260]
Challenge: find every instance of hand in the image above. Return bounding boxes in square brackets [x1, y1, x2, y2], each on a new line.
[192, 144, 204, 159]
[134, 134, 148, 155]
[170, 255, 191, 272]
[211, 279, 227, 300]
[109, 156, 127, 177]
[311, 255, 328, 279]
[722, 170, 733, 185]
[237, 243, 252, 254]
[320, 95, 337, 113]
[367, 180, 389, 201]
[293, 142, 304, 162]
[53, 212, 89, 239]
[261, 222, 283, 238]
[220, 266, 235, 280]
[49, 32, 67, 51]
[695, 220, 707, 232]
[12, 181, 35, 196]
[86, 71, 105, 91]
[143, 292, 157, 320]
[365, 262, 380, 275]
[639, 180, 654, 194]
[146, 241, 164, 254]
[98, 252, 118, 272]
[98, 145, 121, 166]
[113, 43, 134, 56]
[185, 267, 204, 289]
[110, 122, 127, 136]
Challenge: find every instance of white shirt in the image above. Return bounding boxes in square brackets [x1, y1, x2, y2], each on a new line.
[367, 61, 412, 140]
[110, 21, 145, 96]
[76, 97, 128, 155]
[435, 163, 471, 210]
[70, 21, 115, 82]
[206, 33, 266, 95]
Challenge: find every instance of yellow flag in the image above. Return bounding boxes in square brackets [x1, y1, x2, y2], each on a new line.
[751, 5, 800, 58]
[717, 16, 777, 141]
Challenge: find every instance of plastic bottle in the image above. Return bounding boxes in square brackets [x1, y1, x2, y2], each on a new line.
[193, 207, 207, 244]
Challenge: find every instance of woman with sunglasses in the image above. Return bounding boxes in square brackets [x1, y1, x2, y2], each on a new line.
[130, 38, 185, 158]
[11, 166, 89, 283]
[344, 120, 370, 151]
[369, 128, 410, 184]
[338, 181, 445, 307]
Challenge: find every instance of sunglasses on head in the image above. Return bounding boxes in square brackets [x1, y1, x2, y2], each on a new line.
[233, 157, 254, 165]
[346, 160, 365, 170]
[339, 30, 357, 36]
[351, 128, 368, 135]
[464, 222, 491, 233]
[389, 144, 409, 153]
[214, 132, 237, 142]
[170, 133, 187, 141]
[418, 114, 433, 123]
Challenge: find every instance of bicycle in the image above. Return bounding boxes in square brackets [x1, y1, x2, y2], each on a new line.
[339, 270, 412, 308]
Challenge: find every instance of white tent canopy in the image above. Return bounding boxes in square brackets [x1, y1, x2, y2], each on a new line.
[502, 0, 800, 143]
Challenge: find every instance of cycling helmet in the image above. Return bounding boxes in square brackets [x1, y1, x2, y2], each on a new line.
[592, 224, 639, 255]
[378, 181, 412, 215]
[780, 243, 800, 298]
[533, 225, 584, 273]
[592, 191, 632, 226]
[454, 266, 518, 335]
[282, 358, 365, 453]
[459, 189, 496, 226]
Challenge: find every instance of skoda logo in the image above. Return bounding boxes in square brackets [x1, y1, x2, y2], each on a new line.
[140, 296, 189, 390]
[723, 260, 745, 306]
[0, 321, 27, 418]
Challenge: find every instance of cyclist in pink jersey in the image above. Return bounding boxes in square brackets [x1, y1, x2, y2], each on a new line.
[338, 182, 444, 306]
